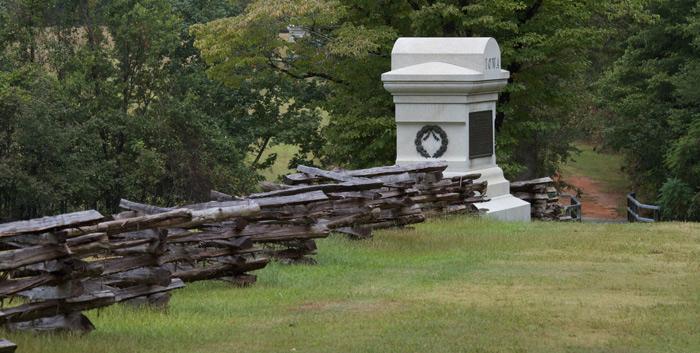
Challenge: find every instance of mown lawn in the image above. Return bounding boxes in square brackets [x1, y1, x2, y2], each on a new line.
[5, 217, 700, 353]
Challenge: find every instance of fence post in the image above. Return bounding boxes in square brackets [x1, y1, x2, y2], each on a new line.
[653, 206, 661, 222]
[627, 192, 635, 223]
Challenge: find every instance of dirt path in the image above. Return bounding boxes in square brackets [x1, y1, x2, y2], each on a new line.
[562, 175, 624, 220]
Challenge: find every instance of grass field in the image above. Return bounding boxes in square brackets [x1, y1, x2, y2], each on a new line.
[5, 217, 700, 353]
[255, 143, 299, 181]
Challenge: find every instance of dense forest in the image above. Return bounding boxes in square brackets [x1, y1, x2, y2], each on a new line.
[0, 0, 698, 220]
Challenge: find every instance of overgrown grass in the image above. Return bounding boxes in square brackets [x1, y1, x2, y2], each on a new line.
[5, 217, 700, 352]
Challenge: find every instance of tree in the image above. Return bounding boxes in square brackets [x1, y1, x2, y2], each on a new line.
[192, 0, 646, 177]
[0, 66, 83, 219]
[0, 0, 271, 219]
[598, 0, 700, 220]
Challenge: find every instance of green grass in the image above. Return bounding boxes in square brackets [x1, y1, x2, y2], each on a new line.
[255, 143, 299, 181]
[560, 143, 630, 194]
[252, 109, 329, 182]
[5, 217, 700, 353]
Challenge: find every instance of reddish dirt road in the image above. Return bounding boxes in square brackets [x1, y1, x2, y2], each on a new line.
[563, 175, 624, 220]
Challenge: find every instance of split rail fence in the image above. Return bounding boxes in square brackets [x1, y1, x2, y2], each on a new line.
[0, 161, 488, 334]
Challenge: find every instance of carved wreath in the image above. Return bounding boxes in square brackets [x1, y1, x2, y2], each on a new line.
[415, 125, 448, 158]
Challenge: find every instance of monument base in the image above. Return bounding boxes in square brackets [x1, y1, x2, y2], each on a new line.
[474, 194, 531, 222]
[444, 165, 531, 222]
[443, 165, 510, 197]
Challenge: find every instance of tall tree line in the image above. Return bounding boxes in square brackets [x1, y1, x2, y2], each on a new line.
[0, 0, 324, 220]
[8, 0, 690, 221]
[598, 0, 700, 220]
[192, 0, 647, 179]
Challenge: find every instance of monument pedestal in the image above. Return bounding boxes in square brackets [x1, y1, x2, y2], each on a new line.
[443, 165, 532, 221]
[383, 37, 530, 222]
[445, 166, 530, 221]
[474, 194, 531, 221]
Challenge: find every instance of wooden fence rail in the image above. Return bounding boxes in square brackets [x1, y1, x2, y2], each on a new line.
[0, 203, 265, 333]
[627, 192, 661, 223]
[559, 194, 582, 222]
[0, 161, 489, 335]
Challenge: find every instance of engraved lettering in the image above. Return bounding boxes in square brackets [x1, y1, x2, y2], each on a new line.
[484, 57, 500, 70]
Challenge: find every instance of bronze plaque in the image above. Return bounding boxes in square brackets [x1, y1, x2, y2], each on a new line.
[469, 111, 493, 159]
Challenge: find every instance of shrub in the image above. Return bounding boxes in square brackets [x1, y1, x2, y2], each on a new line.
[658, 178, 695, 221]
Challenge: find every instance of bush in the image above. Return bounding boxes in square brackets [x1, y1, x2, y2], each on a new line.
[658, 178, 696, 221]
[687, 192, 700, 221]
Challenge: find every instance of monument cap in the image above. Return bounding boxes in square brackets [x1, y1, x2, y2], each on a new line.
[387, 37, 508, 81]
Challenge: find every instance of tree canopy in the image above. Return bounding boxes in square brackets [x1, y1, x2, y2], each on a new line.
[192, 0, 647, 178]
[0, 0, 316, 219]
[599, 0, 700, 220]
[7, 0, 697, 221]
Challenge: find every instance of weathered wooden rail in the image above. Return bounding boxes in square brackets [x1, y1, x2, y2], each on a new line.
[560, 194, 582, 222]
[124, 161, 488, 262]
[0, 161, 488, 335]
[0, 204, 264, 332]
[276, 162, 486, 242]
[0, 339, 16, 353]
[511, 177, 585, 221]
[627, 192, 661, 223]
[511, 177, 565, 220]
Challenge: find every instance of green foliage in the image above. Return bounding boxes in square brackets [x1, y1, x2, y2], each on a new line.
[0, 67, 87, 219]
[191, 0, 397, 168]
[231, 79, 327, 170]
[599, 0, 700, 215]
[665, 115, 700, 185]
[322, 114, 395, 168]
[193, 0, 646, 174]
[658, 178, 699, 221]
[0, 0, 283, 219]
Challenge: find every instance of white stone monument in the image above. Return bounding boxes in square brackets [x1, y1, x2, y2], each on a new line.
[381, 37, 531, 221]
